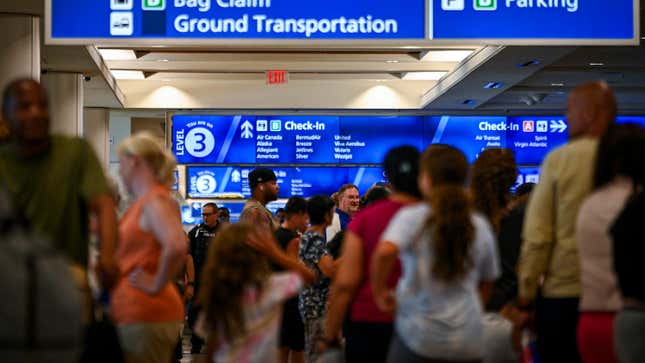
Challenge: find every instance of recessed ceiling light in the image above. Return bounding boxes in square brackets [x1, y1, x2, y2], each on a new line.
[551, 83, 565, 87]
[517, 60, 541, 68]
[99, 49, 136, 60]
[386, 60, 399, 63]
[111, 70, 145, 80]
[421, 50, 474, 62]
[158, 59, 169, 62]
[483, 81, 504, 89]
[589, 62, 605, 66]
[402, 71, 447, 80]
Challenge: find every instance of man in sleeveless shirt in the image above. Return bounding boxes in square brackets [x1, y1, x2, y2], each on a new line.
[239, 168, 280, 231]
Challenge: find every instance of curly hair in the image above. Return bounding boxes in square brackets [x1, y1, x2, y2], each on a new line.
[196, 224, 271, 342]
[420, 145, 474, 282]
[470, 148, 518, 233]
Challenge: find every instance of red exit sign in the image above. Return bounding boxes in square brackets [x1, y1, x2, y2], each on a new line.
[266, 70, 289, 85]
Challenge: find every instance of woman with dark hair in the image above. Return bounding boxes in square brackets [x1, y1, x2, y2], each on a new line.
[371, 145, 499, 363]
[576, 123, 645, 363]
[298, 195, 339, 363]
[470, 148, 518, 234]
[470, 149, 525, 363]
[359, 185, 390, 209]
[322, 145, 421, 363]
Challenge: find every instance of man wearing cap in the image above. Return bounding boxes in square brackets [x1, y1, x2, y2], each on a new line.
[239, 167, 280, 231]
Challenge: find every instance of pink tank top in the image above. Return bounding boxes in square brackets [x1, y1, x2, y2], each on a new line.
[111, 185, 184, 324]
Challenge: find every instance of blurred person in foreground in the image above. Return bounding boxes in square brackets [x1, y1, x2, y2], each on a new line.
[111, 133, 187, 363]
[517, 81, 617, 363]
[0, 79, 119, 317]
[609, 127, 645, 363]
[576, 124, 645, 363]
[322, 146, 421, 363]
[372, 144, 500, 363]
[194, 224, 314, 363]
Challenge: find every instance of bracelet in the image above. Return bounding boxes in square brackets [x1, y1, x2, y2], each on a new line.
[186, 281, 195, 286]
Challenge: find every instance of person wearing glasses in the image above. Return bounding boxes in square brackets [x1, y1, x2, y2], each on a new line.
[187, 202, 221, 354]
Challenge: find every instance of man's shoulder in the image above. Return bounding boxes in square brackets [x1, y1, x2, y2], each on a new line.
[51, 135, 91, 151]
[188, 224, 201, 236]
[547, 137, 598, 161]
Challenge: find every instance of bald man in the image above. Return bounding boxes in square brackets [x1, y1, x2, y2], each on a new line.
[518, 81, 616, 363]
[0, 79, 119, 292]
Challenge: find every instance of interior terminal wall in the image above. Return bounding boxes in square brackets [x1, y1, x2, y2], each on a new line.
[83, 108, 110, 167]
[119, 81, 424, 109]
[0, 15, 39, 93]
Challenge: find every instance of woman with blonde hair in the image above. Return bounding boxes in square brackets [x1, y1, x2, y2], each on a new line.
[110, 132, 187, 363]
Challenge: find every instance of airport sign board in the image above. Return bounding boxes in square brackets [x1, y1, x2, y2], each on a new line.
[46, 0, 638, 45]
[432, 0, 638, 44]
[170, 114, 569, 165]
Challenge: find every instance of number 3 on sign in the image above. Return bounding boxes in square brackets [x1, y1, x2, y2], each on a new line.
[185, 127, 215, 158]
[196, 175, 217, 194]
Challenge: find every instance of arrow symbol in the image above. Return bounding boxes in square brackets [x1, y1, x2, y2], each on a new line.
[241, 120, 254, 139]
[550, 119, 567, 133]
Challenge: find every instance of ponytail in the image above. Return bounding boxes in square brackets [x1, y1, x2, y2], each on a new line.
[419, 145, 474, 282]
[427, 185, 474, 282]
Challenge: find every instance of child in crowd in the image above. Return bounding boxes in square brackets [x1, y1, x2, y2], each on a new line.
[194, 224, 313, 363]
[372, 144, 500, 363]
[298, 195, 340, 362]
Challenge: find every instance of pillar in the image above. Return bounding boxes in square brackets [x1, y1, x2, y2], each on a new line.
[42, 73, 84, 137]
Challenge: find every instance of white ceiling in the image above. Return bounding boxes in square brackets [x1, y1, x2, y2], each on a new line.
[4, 0, 645, 112]
[93, 47, 478, 109]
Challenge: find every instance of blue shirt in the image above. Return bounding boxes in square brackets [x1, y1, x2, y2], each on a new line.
[336, 208, 352, 230]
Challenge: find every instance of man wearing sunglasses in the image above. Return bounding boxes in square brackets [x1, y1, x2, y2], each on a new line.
[186, 202, 221, 354]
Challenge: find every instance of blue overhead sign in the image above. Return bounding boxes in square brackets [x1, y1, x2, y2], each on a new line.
[424, 116, 507, 162]
[432, 0, 637, 43]
[172, 114, 424, 164]
[47, 0, 425, 42]
[187, 165, 386, 199]
[171, 114, 572, 165]
[506, 116, 568, 164]
[46, 0, 637, 45]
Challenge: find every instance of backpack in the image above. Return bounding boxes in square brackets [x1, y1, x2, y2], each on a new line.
[0, 189, 84, 360]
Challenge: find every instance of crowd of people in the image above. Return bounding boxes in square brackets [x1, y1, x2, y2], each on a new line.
[1, 77, 644, 363]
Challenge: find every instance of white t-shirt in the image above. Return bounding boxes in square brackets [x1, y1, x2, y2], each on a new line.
[197, 272, 303, 363]
[382, 203, 500, 360]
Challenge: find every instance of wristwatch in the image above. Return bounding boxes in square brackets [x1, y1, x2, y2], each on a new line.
[186, 281, 195, 287]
